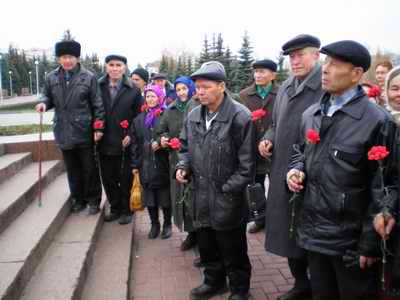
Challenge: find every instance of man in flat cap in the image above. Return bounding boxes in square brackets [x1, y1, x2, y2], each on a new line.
[287, 40, 396, 299]
[239, 59, 279, 234]
[176, 61, 255, 300]
[98, 55, 143, 224]
[36, 39, 105, 214]
[259, 34, 323, 300]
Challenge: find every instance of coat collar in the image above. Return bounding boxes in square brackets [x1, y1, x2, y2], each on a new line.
[285, 64, 322, 96]
[191, 93, 234, 123]
[311, 86, 368, 120]
[99, 74, 133, 89]
[245, 82, 278, 97]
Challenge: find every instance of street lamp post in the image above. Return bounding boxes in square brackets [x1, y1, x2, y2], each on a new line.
[35, 60, 39, 97]
[29, 71, 33, 95]
[0, 54, 3, 103]
[8, 70, 13, 98]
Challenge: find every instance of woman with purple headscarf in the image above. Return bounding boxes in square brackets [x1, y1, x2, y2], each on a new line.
[130, 84, 172, 239]
[155, 76, 197, 251]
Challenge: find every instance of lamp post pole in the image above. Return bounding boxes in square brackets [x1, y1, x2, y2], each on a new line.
[29, 71, 33, 95]
[0, 54, 3, 103]
[8, 70, 13, 98]
[35, 60, 39, 97]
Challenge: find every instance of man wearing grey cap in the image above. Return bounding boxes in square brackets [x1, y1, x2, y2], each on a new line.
[287, 40, 396, 299]
[176, 61, 255, 300]
[259, 34, 323, 300]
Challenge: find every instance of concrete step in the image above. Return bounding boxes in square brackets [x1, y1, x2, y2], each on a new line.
[0, 173, 70, 300]
[0, 160, 64, 235]
[0, 144, 5, 156]
[19, 204, 104, 300]
[0, 152, 32, 185]
[81, 218, 135, 300]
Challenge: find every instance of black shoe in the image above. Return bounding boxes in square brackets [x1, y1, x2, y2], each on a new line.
[104, 211, 120, 222]
[71, 202, 87, 213]
[118, 214, 133, 225]
[193, 257, 205, 268]
[180, 233, 196, 251]
[148, 224, 160, 239]
[190, 283, 227, 300]
[161, 225, 172, 239]
[88, 205, 100, 215]
[229, 293, 249, 300]
[248, 222, 264, 234]
[277, 287, 312, 300]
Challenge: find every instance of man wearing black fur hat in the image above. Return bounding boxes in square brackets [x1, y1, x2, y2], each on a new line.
[98, 54, 143, 225]
[287, 40, 396, 299]
[36, 39, 104, 214]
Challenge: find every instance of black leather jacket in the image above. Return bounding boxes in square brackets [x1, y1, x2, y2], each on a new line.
[177, 93, 256, 230]
[41, 64, 105, 150]
[290, 87, 397, 256]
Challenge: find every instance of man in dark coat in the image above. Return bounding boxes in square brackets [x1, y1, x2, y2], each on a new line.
[239, 59, 279, 233]
[36, 39, 104, 214]
[176, 61, 255, 300]
[259, 34, 323, 300]
[98, 54, 143, 224]
[287, 40, 396, 300]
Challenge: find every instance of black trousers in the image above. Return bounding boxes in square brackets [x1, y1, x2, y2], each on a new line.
[197, 226, 252, 294]
[99, 153, 133, 215]
[254, 173, 266, 226]
[288, 256, 311, 291]
[307, 250, 378, 300]
[62, 147, 102, 206]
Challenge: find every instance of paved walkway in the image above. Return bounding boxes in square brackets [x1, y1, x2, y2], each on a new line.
[130, 211, 293, 300]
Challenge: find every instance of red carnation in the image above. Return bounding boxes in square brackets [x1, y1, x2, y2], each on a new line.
[141, 104, 149, 112]
[93, 120, 104, 130]
[154, 108, 163, 117]
[251, 109, 267, 121]
[120, 120, 129, 129]
[169, 137, 181, 150]
[306, 129, 320, 144]
[367, 86, 381, 98]
[368, 146, 389, 161]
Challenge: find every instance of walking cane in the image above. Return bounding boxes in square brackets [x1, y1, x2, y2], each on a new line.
[37, 111, 43, 207]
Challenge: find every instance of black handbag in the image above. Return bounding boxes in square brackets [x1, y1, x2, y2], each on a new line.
[245, 182, 266, 222]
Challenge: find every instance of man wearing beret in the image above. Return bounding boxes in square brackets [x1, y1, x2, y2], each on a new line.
[98, 55, 143, 224]
[287, 40, 396, 299]
[36, 39, 105, 214]
[239, 59, 279, 234]
[131, 67, 149, 95]
[176, 61, 255, 300]
[259, 34, 323, 300]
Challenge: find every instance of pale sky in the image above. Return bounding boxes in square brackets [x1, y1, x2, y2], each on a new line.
[1, 0, 399, 70]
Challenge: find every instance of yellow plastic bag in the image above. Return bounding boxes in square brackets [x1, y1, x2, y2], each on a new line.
[130, 173, 144, 212]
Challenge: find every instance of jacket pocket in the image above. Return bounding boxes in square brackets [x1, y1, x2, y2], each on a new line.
[330, 144, 364, 173]
[213, 191, 243, 228]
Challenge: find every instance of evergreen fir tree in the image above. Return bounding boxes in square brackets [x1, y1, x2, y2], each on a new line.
[214, 33, 225, 64]
[237, 31, 254, 90]
[198, 35, 211, 65]
[159, 54, 169, 75]
[275, 53, 289, 83]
